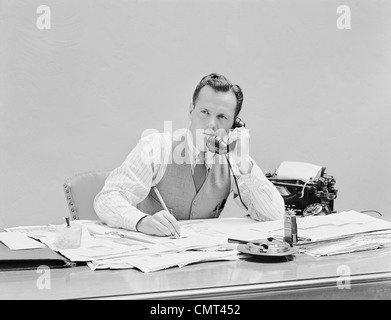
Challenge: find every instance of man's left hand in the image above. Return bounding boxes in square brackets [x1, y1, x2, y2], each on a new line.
[226, 127, 253, 175]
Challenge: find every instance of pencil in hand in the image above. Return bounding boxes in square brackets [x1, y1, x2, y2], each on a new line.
[153, 187, 181, 237]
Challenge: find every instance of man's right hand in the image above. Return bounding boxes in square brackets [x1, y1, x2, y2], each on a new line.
[136, 210, 181, 237]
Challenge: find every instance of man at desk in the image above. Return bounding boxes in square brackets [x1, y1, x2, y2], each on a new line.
[94, 73, 285, 237]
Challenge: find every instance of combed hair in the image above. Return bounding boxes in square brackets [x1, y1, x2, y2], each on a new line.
[192, 73, 243, 117]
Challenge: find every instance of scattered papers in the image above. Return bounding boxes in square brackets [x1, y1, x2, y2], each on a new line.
[87, 258, 136, 271]
[178, 211, 391, 259]
[87, 249, 239, 272]
[270, 211, 391, 257]
[4, 210, 391, 272]
[302, 230, 391, 257]
[179, 217, 280, 242]
[53, 237, 148, 263]
[4, 225, 56, 235]
[117, 250, 239, 273]
[4, 225, 57, 243]
[271, 211, 391, 244]
[78, 220, 229, 252]
[8, 220, 235, 272]
[0, 232, 47, 250]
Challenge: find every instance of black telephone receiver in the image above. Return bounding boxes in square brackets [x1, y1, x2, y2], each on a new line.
[206, 117, 246, 154]
[232, 117, 246, 129]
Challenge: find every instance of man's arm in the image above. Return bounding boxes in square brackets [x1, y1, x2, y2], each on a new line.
[225, 127, 285, 221]
[230, 158, 285, 221]
[93, 134, 163, 231]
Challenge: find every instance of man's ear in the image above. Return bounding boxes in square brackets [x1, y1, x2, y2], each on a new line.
[188, 103, 195, 119]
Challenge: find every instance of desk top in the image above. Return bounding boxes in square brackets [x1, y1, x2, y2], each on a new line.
[1, 246, 391, 300]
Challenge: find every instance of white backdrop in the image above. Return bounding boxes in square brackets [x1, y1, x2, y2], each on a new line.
[1, 0, 390, 228]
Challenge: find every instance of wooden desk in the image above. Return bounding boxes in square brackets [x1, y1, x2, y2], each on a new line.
[1, 247, 390, 300]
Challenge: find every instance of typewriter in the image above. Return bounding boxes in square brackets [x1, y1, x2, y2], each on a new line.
[265, 161, 338, 216]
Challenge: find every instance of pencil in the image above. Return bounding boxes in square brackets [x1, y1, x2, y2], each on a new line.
[153, 187, 180, 237]
[153, 187, 170, 212]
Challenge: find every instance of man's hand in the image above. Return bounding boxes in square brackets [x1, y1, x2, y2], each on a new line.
[136, 210, 181, 237]
[226, 127, 252, 175]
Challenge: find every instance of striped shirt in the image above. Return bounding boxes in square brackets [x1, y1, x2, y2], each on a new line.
[94, 128, 285, 231]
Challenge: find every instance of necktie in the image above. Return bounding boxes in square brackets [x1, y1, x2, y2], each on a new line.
[193, 152, 207, 192]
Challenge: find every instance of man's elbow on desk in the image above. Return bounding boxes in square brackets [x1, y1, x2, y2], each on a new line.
[248, 197, 285, 222]
[93, 193, 124, 229]
[93, 194, 113, 225]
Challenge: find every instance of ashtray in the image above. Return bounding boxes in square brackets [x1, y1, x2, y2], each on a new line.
[237, 238, 297, 257]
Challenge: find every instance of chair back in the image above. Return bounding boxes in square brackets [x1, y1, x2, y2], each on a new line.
[63, 171, 110, 220]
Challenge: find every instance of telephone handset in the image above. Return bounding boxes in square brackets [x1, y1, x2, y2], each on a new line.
[205, 116, 248, 210]
[232, 117, 246, 129]
[206, 117, 246, 154]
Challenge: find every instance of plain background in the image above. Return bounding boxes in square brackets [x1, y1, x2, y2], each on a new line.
[1, 0, 390, 228]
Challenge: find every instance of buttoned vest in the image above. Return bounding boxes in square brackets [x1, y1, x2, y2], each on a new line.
[137, 137, 231, 220]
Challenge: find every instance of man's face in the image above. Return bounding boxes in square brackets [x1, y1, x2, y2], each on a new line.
[189, 86, 237, 151]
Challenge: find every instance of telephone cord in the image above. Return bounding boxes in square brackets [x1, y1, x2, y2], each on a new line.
[225, 154, 248, 211]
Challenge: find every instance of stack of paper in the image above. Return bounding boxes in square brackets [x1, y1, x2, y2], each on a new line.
[271, 210, 391, 243]
[177, 211, 391, 257]
[269, 211, 391, 256]
[6, 220, 238, 273]
[5, 211, 390, 271]
[89, 250, 239, 273]
[302, 231, 391, 257]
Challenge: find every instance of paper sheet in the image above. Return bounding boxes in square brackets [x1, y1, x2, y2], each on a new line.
[179, 217, 281, 242]
[0, 232, 47, 250]
[276, 161, 322, 181]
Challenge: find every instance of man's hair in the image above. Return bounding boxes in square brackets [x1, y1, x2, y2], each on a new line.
[192, 73, 243, 117]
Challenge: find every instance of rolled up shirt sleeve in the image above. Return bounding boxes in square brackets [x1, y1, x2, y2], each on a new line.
[231, 158, 285, 221]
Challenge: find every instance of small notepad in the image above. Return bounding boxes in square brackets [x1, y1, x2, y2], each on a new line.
[0, 232, 47, 250]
